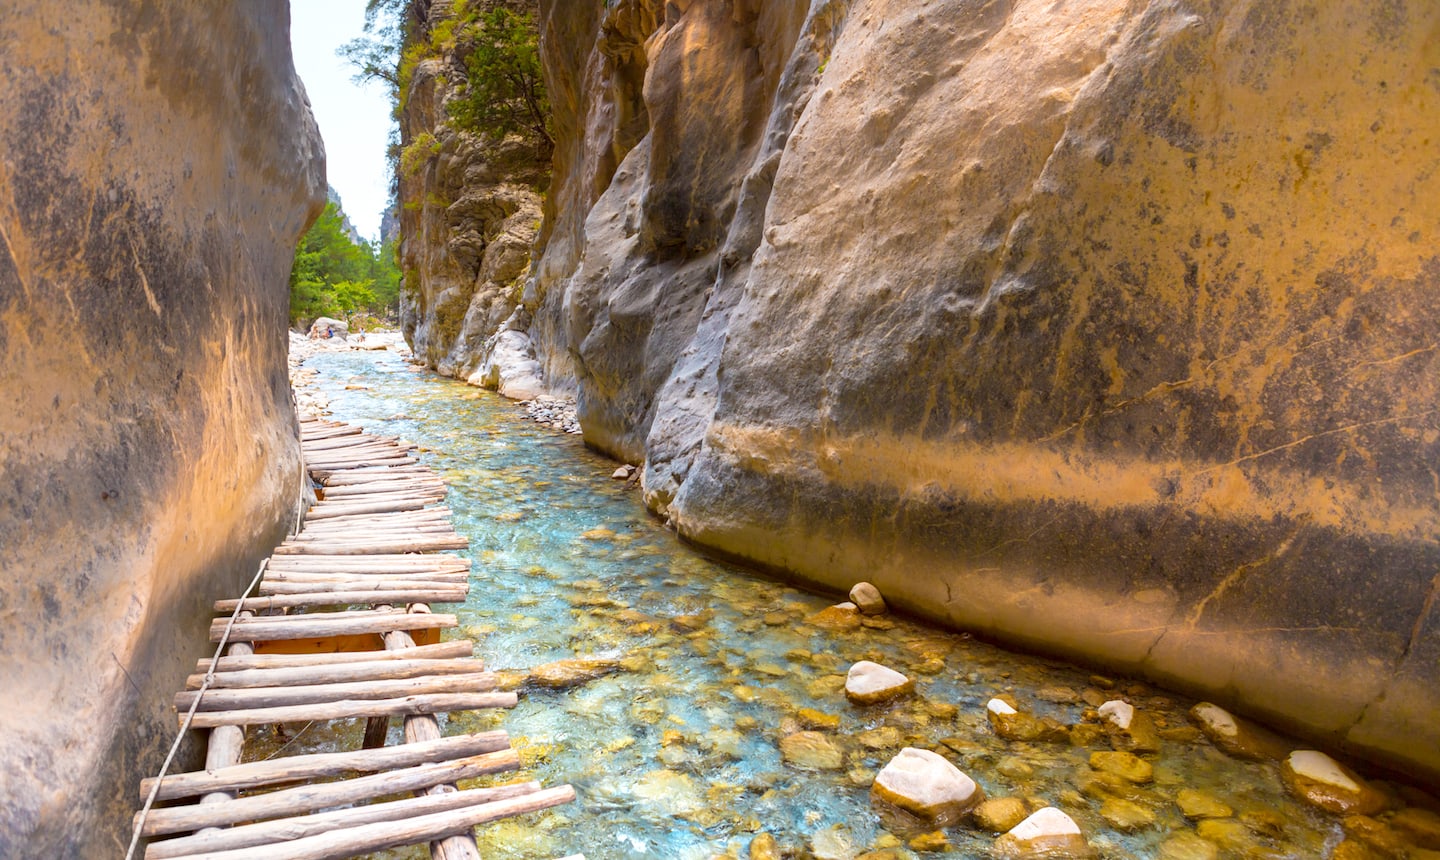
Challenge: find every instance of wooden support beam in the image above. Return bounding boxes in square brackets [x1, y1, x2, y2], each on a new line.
[197, 640, 475, 673]
[214, 589, 467, 612]
[134, 748, 522, 836]
[301, 499, 431, 520]
[272, 536, 469, 554]
[144, 784, 574, 860]
[209, 611, 456, 642]
[184, 691, 517, 728]
[174, 671, 498, 711]
[187, 657, 487, 690]
[140, 730, 510, 802]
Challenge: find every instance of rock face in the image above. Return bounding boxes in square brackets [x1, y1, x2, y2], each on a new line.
[398, 2, 550, 385]
[0, 1, 324, 853]
[521, 0, 1440, 782]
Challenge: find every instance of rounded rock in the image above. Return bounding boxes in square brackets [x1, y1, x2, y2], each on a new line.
[849, 581, 888, 615]
[871, 747, 985, 823]
[846, 661, 915, 705]
[973, 796, 1030, 833]
[1281, 750, 1387, 815]
[993, 807, 1093, 858]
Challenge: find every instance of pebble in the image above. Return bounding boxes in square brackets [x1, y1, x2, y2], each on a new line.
[993, 807, 1092, 858]
[908, 830, 950, 852]
[1392, 807, 1440, 849]
[871, 747, 985, 823]
[1101, 796, 1157, 831]
[849, 581, 887, 615]
[973, 797, 1030, 832]
[1098, 700, 1134, 730]
[749, 832, 781, 860]
[1176, 788, 1232, 819]
[846, 661, 914, 705]
[1282, 749, 1387, 815]
[779, 731, 844, 770]
[809, 823, 858, 860]
[988, 699, 1069, 743]
[1157, 831, 1220, 860]
[1090, 750, 1154, 784]
[809, 603, 863, 631]
[1189, 702, 1286, 760]
[610, 464, 635, 480]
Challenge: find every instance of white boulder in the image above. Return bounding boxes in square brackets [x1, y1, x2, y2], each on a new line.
[845, 661, 914, 705]
[871, 747, 984, 822]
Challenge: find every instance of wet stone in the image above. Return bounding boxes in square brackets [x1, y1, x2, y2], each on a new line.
[810, 824, 858, 859]
[749, 832, 781, 860]
[994, 807, 1093, 859]
[908, 830, 950, 852]
[1157, 831, 1221, 860]
[1101, 796, 1157, 831]
[1391, 806, 1440, 849]
[780, 731, 845, 770]
[1176, 788, 1233, 819]
[846, 661, 915, 705]
[1282, 750, 1388, 815]
[1090, 750, 1154, 784]
[974, 797, 1030, 833]
[987, 699, 1069, 743]
[809, 602, 863, 630]
[872, 747, 985, 823]
[1189, 702, 1287, 761]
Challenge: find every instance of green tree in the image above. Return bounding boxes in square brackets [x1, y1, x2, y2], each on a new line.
[446, 7, 552, 159]
[288, 203, 385, 326]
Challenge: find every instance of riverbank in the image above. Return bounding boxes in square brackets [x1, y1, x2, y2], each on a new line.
[280, 346, 1440, 860]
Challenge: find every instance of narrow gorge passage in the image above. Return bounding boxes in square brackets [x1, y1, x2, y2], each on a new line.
[283, 342, 1425, 860]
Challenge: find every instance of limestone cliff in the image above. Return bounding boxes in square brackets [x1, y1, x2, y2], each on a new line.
[398, 0, 550, 395]
[0, 1, 324, 852]
[523, 0, 1440, 782]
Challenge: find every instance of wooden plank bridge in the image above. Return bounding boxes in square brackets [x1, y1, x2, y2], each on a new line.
[132, 417, 576, 860]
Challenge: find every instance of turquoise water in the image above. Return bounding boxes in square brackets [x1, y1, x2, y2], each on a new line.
[271, 347, 1385, 860]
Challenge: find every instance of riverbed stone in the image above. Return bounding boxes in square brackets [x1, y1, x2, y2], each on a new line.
[1090, 751, 1154, 784]
[1195, 818, 1262, 855]
[1188, 703, 1287, 761]
[1282, 750, 1388, 815]
[908, 830, 950, 852]
[809, 823, 858, 859]
[611, 464, 636, 480]
[780, 731, 844, 770]
[1101, 797, 1157, 831]
[1157, 831, 1221, 860]
[987, 699, 1069, 743]
[749, 832, 781, 860]
[527, 656, 621, 688]
[1391, 807, 1440, 849]
[849, 582, 888, 615]
[993, 807, 1092, 858]
[974, 797, 1030, 833]
[1098, 700, 1135, 729]
[846, 661, 914, 705]
[797, 708, 841, 730]
[810, 603, 864, 630]
[872, 747, 985, 823]
[1176, 789, 1233, 819]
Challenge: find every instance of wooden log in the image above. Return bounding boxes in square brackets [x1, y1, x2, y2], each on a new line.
[305, 455, 415, 470]
[319, 468, 433, 485]
[258, 578, 467, 595]
[161, 786, 576, 860]
[194, 620, 254, 836]
[302, 434, 398, 451]
[187, 657, 486, 690]
[290, 528, 459, 543]
[301, 500, 430, 520]
[140, 730, 510, 802]
[134, 748, 523, 837]
[302, 441, 402, 456]
[175, 671, 498, 711]
[265, 555, 468, 570]
[298, 427, 361, 442]
[320, 481, 445, 497]
[209, 612, 456, 642]
[272, 536, 469, 554]
[185, 691, 517, 728]
[261, 570, 469, 583]
[214, 589, 467, 612]
[197, 640, 474, 673]
[141, 782, 559, 859]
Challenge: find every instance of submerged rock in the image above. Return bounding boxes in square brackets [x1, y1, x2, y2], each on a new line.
[993, 807, 1092, 858]
[871, 747, 985, 823]
[809, 602, 863, 631]
[527, 656, 621, 688]
[1176, 789, 1233, 820]
[973, 797, 1030, 833]
[779, 731, 844, 770]
[1188, 703, 1287, 761]
[846, 661, 914, 705]
[1281, 750, 1388, 815]
[1089, 751, 1154, 784]
[987, 698, 1069, 743]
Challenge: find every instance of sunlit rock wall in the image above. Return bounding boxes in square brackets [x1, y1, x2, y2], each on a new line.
[398, 1, 550, 389]
[0, 1, 324, 852]
[532, 0, 1440, 782]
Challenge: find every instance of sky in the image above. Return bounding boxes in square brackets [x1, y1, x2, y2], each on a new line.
[289, 0, 394, 242]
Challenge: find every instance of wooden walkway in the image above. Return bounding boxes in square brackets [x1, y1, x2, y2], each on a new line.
[133, 417, 575, 860]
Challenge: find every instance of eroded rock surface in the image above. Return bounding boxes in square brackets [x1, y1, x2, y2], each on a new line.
[517, 0, 1440, 782]
[0, 1, 324, 852]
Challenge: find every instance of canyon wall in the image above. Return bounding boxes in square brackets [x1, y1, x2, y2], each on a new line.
[521, 0, 1440, 783]
[0, 1, 324, 852]
[398, 0, 551, 395]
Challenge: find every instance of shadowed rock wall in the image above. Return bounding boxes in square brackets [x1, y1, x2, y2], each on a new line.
[0, 1, 324, 852]
[529, 0, 1440, 783]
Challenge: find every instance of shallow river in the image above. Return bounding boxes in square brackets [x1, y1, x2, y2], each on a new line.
[262, 346, 1396, 859]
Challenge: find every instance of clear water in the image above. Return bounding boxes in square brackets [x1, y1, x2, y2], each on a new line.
[263, 347, 1373, 860]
